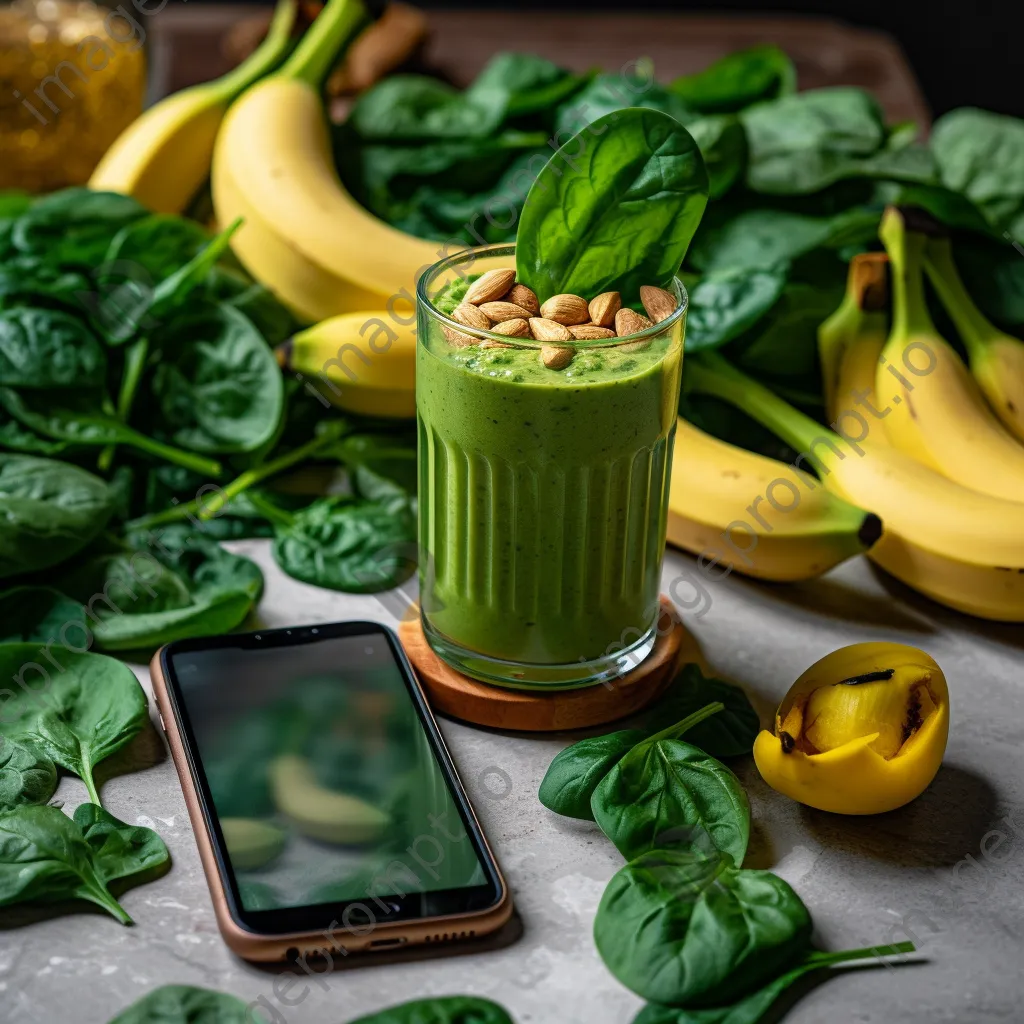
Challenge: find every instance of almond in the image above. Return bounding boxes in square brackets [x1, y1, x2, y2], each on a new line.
[452, 302, 492, 332]
[506, 283, 540, 316]
[441, 326, 477, 348]
[619, 339, 652, 353]
[491, 317, 531, 338]
[614, 307, 653, 337]
[540, 293, 590, 326]
[479, 339, 515, 349]
[589, 291, 621, 328]
[528, 317, 573, 342]
[478, 301, 534, 323]
[640, 285, 677, 323]
[569, 324, 617, 340]
[464, 268, 516, 305]
[540, 345, 574, 370]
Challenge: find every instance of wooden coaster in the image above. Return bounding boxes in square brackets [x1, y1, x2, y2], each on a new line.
[398, 596, 684, 732]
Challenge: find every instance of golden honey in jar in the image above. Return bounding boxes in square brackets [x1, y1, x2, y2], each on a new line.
[0, 0, 146, 191]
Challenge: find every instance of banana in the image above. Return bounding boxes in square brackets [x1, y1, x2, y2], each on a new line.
[687, 351, 1024, 622]
[876, 207, 1024, 502]
[212, 0, 444, 324]
[818, 252, 890, 446]
[923, 236, 1024, 445]
[667, 418, 881, 582]
[89, 0, 298, 215]
[276, 311, 415, 418]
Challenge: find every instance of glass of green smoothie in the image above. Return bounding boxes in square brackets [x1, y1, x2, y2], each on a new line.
[416, 243, 687, 690]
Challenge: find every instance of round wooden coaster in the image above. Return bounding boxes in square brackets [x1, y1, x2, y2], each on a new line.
[398, 596, 684, 732]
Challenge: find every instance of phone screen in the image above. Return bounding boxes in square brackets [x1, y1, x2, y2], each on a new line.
[162, 624, 501, 935]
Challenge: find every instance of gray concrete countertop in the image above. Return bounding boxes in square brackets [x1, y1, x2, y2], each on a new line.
[2, 542, 1022, 1024]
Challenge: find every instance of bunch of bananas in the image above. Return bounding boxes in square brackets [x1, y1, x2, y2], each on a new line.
[90, 0, 425, 418]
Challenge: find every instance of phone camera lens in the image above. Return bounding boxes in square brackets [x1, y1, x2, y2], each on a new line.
[254, 634, 262, 641]
[311, 628, 318, 634]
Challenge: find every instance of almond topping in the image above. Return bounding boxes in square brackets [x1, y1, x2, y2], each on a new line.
[540, 293, 590, 326]
[640, 285, 677, 324]
[491, 317, 531, 338]
[589, 291, 621, 328]
[507, 283, 540, 316]
[441, 326, 477, 348]
[452, 302, 492, 332]
[540, 345, 574, 370]
[569, 324, 617, 340]
[528, 317, 574, 342]
[614, 307, 653, 337]
[464, 268, 516, 305]
[478, 301, 535, 323]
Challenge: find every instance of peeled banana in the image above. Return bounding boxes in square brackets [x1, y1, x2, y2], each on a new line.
[877, 207, 1024, 502]
[924, 236, 1024, 445]
[275, 311, 415, 418]
[687, 349, 1024, 622]
[212, 0, 444, 323]
[90, 0, 298, 214]
[667, 418, 880, 581]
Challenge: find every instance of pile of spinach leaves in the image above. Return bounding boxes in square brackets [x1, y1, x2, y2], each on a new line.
[539, 667, 915, 1021]
[340, 49, 1024, 407]
[0, 644, 170, 924]
[0, 188, 418, 656]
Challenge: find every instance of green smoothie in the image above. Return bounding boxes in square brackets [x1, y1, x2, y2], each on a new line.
[417, 320, 683, 670]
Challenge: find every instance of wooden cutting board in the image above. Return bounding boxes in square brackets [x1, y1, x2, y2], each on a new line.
[149, 5, 930, 125]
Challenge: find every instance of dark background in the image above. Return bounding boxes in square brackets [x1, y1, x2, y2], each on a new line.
[238, 0, 1016, 119]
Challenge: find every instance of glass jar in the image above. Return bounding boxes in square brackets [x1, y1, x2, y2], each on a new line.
[0, 0, 146, 191]
[416, 243, 687, 690]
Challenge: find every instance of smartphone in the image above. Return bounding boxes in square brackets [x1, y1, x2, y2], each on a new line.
[151, 621, 511, 962]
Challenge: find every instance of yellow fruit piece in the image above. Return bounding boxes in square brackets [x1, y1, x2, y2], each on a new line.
[754, 642, 949, 814]
[269, 754, 389, 845]
[221, 817, 287, 870]
[277, 311, 415, 418]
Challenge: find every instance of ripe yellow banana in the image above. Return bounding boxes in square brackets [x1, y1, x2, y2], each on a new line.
[90, 0, 298, 214]
[687, 351, 1024, 622]
[212, 0, 444, 324]
[876, 207, 1024, 502]
[923, 236, 1024, 445]
[818, 252, 890, 447]
[275, 311, 415, 418]
[667, 418, 881, 582]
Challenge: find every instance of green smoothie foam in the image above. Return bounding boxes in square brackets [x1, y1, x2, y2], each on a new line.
[417, 289, 683, 668]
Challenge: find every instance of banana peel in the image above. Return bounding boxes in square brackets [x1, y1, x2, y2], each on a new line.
[276, 311, 416, 418]
[754, 642, 949, 815]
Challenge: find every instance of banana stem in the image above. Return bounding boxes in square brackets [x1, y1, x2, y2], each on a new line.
[923, 237, 999, 357]
[280, 0, 369, 87]
[214, 0, 300, 99]
[879, 206, 937, 339]
[687, 353, 839, 457]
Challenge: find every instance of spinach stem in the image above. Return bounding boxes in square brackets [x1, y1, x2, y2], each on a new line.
[80, 764, 102, 809]
[646, 700, 725, 746]
[806, 940, 915, 966]
[127, 431, 222, 478]
[81, 881, 133, 925]
[98, 337, 149, 473]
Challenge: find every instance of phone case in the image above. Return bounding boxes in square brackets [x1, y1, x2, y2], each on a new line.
[149, 647, 513, 962]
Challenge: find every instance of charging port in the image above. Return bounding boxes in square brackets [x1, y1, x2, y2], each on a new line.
[369, 937, 407, 949]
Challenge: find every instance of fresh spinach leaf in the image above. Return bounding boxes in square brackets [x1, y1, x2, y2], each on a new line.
[931, 107, 1024, 242]
[631, 943, 916, 1024]
[467, 51, 587, 119]
[60, 527, 263, 651]
[150, 303, 284, 454]
[0, 191, 31, 219]
[107, 985, 253, 1023]
[670, 46, 796, 114]
[591, 733, 750, 864]
[517, 108, 709, 304]
[741, 88, 887, 194]
[683, 265, 788, 351]
[347, 995, 516, 1024]
[555, 71, 695, 136]
[0, 804, 136, 923]
[207, 266, 297, 346]
[104, 214, 211, 280]
[333, 432, 418, 500]
[0, 737, 57, 809]
[0, 258, 89, 311]
[0, 307, 107, 389]
[539, 729, 647, 820]
[272, 494, 417, 593]
[686, 115, 747, 199]
[75, 803, 170, 888]
[594, 849, 812, 1007]
[641, 669, 760, 759]
[0, 644, 149, 806]
[0, 586, 87, 644]
[0, 454, 115, 579]
[11, 188, 147, 266]
[0, 408, 69, 455]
